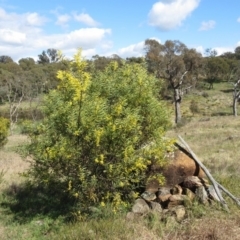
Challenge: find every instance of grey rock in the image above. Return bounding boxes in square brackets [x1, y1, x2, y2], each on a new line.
[170, 205, 186, 221]
[171, 185, 183, 195]
[182, 176, 203, 189]
[132, 198, 150, 214]
[195, 185, 209, 204]
[149, 201, 163, 214]
[141, 191, 156, 202]
[168, 194, 186, 208]
[158, 187, 171, 196]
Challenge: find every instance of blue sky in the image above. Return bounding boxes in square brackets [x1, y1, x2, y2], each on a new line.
[0, 0, 239, 61]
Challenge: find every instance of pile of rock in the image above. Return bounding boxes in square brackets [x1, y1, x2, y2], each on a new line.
[127, 176, 220, 222]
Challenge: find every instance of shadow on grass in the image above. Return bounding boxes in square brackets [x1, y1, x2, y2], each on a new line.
[0, 182, 76, 223]
[220, 89, 233, 93]
[211, 112, 233, 117]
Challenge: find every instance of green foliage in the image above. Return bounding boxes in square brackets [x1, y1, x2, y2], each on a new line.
[0, 117, 10, 147]
[189, 100, 200, 115]
[204, 57, 230, 82]
[0, 169, 5, 185]
[19, 120, 36, 134]
[26, 50, 173, 215]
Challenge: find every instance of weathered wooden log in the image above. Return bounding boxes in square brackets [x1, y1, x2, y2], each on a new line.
[217, 182, 240, 207]
[178, 135, 229, 211]
[179, 135, 240, 208]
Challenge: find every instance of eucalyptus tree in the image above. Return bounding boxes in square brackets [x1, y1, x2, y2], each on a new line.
[145, 39, 202, 123]
[203, 56, 229, 88]
[37, 48, 61, 64]
[0, 63, 26, 132]
[235, 46, 240, 60]
[18, 57, 36, 71]
[232, 79, 240, 116]
[0, 55, 13, 63]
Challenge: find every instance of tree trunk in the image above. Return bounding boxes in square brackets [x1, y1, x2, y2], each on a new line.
[174, 88, 181, 123]
[233, 96, 238, 117]
[232, 80, 240, 117]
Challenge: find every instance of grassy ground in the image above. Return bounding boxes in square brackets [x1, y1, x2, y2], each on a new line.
[1, 81, 240, 239]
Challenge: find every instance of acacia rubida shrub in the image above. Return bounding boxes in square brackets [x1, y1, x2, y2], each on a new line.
[0, 117, 10, 148]
[27, 50, 174, 215]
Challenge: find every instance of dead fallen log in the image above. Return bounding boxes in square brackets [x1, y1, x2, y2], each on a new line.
[178, 135, 229, 211]
[217, 181, 240, 207]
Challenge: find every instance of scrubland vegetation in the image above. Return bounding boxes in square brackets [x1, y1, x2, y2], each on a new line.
[0, 43, 240, 239]
[1, 81, 240, 239]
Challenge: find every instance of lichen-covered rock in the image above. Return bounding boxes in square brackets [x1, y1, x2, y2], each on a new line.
[195, 185, 209, 204]
[149, 201, 163, 214]
[132, 198, 150, 214]
[167, 194, 186, 208]
[158, 193, 172, 203]
[181, 176, 203, 191]
[182, 187, 195, 201]
[171, 185, 183, 195]
[141, 191, 156, 202]
[170, 205, 186, 221]
[157, 187, 172, 207]
[158, 187, 171, 196]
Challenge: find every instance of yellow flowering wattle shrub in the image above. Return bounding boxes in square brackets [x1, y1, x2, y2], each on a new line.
[0, 117, 9, 148]
[27, 50, 174, 215]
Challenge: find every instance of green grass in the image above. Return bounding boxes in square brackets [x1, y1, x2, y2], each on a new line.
[1, 81, 240, 239]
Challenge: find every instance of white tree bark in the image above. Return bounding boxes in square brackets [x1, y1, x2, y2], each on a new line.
[232, 80, 240, 117]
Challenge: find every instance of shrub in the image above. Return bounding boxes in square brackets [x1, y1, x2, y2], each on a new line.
[26, 50, 174, 215]
[0, 117, 10, 148]
[19, 120, 36, 134]
[202, 92, 209, 98]
[190, 100, 200, 115]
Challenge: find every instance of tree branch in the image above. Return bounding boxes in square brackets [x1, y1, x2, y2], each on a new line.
[178, 135, 229, 211]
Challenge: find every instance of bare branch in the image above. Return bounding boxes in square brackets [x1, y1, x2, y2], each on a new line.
[178, 135, 229, 211]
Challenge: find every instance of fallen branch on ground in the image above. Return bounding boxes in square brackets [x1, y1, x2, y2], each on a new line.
[178, 135, 230, 211]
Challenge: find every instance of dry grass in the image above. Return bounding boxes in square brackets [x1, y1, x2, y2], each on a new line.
[165, 215, 240, 240]
[167, 115, 240, 176]
[0, 134, 30, 190]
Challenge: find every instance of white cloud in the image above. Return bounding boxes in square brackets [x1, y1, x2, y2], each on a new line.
[52, 28, 111, 50]
[0, 7, 45, 35]
[237, 17, 240, 23]
[148, 0, 200, 31]
[82, 48, 97, 58]
[195, 45, 204, 55]
[213, 47, 234, 56]
[117, 41, 145, 58]
[56, 14, 71, 27]
[101, 41, 113, 50]
[0, 29, 26, 45]
[25, 12, 47, 26]
[0, 7, 111, 61]
[199, 20, 215, 31]
[195, 46, 234, 56]
[73, 13, 99, 27]
[114, 38, 161, 58]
